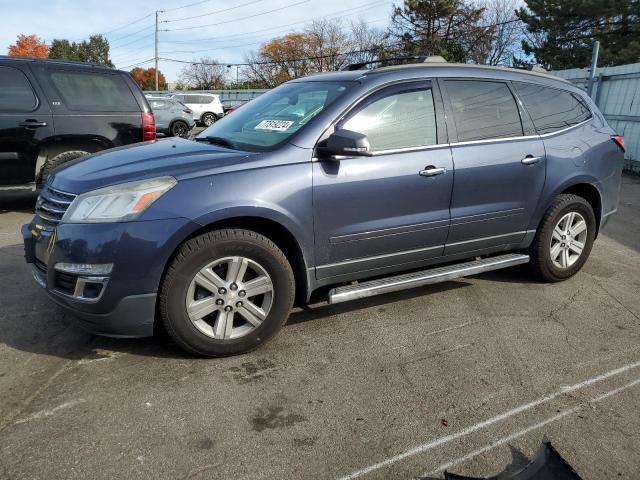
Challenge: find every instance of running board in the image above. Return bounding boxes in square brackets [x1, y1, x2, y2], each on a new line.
[328, 253, 530, 305]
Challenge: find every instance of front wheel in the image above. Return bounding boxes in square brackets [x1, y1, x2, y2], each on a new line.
[529, 194, 596, 282]
[159, 229, 295, 357]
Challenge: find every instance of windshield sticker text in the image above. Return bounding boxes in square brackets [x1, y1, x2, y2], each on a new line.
[254, 120, 294, 131]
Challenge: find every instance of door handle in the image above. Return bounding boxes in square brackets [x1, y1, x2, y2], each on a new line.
[521, 155, 542, 165]
[19, 120, 48, 128]
[419, 166, 447, 177]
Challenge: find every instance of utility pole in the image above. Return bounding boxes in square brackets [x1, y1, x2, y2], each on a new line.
[586, 40, 600, 99]
[154, 10, 159, 91]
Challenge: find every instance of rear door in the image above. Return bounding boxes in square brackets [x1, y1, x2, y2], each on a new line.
[35, 66, 143, 147]
[0, 63, 53, 186]
[441, 79, 546, 255]
[313, 80, 454, 280]
[149, 98, 169, 131]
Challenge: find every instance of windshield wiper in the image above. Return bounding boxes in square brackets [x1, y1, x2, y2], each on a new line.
[195, 136, 236, 149]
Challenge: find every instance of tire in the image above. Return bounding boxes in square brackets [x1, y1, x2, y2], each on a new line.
[41, 150, 89, 184]
[159, 229, 295, 357]
[529, 194, 596, 282]
[201, 112, 217, 127]
[170, 120, 190, 138]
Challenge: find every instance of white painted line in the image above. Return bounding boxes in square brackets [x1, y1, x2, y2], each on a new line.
[14, 398, 86, 425]
[426, 376, 640, 476]
[336, 360, 640, 480]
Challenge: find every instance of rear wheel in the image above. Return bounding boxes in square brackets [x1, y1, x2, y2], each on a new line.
[41, 150, 89, 184]
[170, 120, 189, 138]
[159, 229, 295, 357]
[529, 194, 596, 282]
[201, 112, 217, 127]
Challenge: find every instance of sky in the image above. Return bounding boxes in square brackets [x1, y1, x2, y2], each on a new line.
[1, 0, 397, 82]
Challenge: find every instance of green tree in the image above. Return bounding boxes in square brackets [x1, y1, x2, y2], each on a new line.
[517, 0, 640, 69]
[49, 39, 80, 61]
[389, 0, 491, 63]
[48, 35, 113, 67]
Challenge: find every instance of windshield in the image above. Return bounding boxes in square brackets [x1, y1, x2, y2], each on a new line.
[196, 81, 354, 151]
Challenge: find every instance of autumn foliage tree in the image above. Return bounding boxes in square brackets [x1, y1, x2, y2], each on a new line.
[130, 67, 167, 90]
[8, 34, 49, 58]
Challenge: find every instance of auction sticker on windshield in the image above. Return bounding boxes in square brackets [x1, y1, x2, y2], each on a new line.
[254, 120, 294, 131]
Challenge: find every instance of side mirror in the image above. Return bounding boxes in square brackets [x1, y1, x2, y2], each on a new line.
[317, 129, 372, 158]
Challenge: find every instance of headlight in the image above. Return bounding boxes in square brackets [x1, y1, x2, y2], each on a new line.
[62, 176, 177, 223]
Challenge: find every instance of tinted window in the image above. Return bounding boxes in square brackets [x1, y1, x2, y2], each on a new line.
[47, 71, 138, 112]
[199, 95, 214, 104]
[339, 84, 437, 151]
[0, 66, 37, 112]
[515, 83, 592, 134]
[445, 80, 523, 142]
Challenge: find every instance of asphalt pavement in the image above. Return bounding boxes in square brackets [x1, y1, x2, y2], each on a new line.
[0, 175, 639, 479]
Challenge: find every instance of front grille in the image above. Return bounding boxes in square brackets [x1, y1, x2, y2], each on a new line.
[35, 185, 77, 230]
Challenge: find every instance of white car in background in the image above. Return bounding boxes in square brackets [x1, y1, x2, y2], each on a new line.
[169, 93, 224, 126]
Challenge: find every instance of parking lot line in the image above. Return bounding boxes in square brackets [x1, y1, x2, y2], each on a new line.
[425, 376, 640, 476]
[336, 359, 640, 480]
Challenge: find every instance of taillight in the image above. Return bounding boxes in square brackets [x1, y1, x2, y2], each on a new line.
[142, 112, 156, 141]
[183, 108, 192, 114]
[612, 135, 625, 152]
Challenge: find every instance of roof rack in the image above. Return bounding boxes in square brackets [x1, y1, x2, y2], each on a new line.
[341, 55, 447, 71]
[0, 55, 112, 69]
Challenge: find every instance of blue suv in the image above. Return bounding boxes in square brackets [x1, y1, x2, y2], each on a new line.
[22, 60, 625, 356]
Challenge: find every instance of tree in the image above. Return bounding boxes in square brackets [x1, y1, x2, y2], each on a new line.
[48, 35, 113, 67]
[517, 0, 640, 69]
[49, 39, 79, 61]
[130, 67, 167, 90]
[8, 34, 49, 58]
[179, 57, 227, 89]
[389, 0, 492, 63]
[480, 0, 524, 66]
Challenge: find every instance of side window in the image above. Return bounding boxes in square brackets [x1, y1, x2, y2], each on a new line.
[150, 100, 167, 110]
[199, 95, 214, 104]
[514, 83, 592, 134]
[445, 80, 523, 142]
[47, 70, 138, 112]
[0, 66, 37, 112]
[338, 83, 437, 152]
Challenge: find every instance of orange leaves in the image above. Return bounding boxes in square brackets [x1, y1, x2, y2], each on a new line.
[8, 34, 49, 58]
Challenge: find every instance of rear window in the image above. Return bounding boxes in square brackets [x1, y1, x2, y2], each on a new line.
[514, 83, 592, 134]
[46, 70, 139, 112]
[0, 66, 37, 112]
[445, 80, 523, 142]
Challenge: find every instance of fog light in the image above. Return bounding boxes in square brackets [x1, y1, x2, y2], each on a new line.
[54, 263, 113, 275]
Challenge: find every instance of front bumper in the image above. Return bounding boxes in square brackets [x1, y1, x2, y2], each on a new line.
[22, 216, 198, 338]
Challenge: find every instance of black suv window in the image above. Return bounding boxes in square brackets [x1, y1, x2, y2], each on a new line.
[46, 70, 138, 112]
[445, 80, 523, 142]
[0, 66, 37, 112]
[338, 82, 437, 152]
[514, 83, 592, 134]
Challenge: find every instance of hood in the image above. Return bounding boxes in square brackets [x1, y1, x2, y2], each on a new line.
[49, 137, 260, 194]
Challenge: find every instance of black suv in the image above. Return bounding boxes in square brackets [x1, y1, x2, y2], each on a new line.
[0, 57, 155, 189]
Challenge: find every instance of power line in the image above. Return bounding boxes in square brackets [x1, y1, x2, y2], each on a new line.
[158, 0, 390, 43]
[120, 58, 155, 69]
[163, 0, 311, 32]
[163, 0, 264, 23]
[102, 13, 154, 35]
[162, 0, 216, 13]
[109, 24, 155, 45]
[110, 31, 156, 50]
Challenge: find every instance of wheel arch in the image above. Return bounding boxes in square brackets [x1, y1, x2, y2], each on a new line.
[35, 137, 113, 183]
[163, 215, 312, 307]
[534, 178, 603, 238]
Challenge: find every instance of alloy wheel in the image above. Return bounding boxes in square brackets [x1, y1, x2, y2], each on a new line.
[549, 211, 588, 269]
[185, 256, 274, 340]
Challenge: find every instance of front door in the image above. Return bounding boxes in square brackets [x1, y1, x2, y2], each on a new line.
[313, 81, 453, 280]
[441, 79, 546, 255]
[0, 64, 53, 186]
